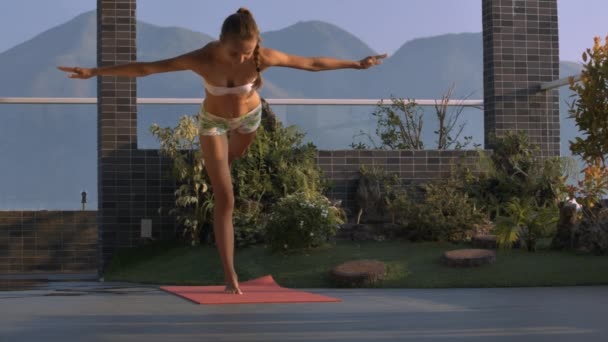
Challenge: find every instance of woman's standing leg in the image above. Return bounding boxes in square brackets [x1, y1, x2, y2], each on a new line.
[199, 133, 242, 294]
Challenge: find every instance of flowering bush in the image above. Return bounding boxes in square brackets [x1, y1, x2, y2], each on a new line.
[265, 192, 345, 253]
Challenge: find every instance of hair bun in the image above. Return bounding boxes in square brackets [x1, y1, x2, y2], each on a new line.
[237, 7, 251, 15]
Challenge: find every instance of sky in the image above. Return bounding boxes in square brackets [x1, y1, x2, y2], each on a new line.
[0, 0, 607, 62]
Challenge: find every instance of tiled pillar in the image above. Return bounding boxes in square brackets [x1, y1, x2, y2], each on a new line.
[482, 0, 560, 157]
[97, 0, 137, 274]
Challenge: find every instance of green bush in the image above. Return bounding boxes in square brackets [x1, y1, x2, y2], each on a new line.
[265, 192, 345, 253]
[395, 178, 487, 242]
[151, 101, 330, 247]
[458, 131, 570, 219]
[494, 197, 559, 252]
[150, 115, 212, 246]
[230, 116, 329, 247]
[355, 165, 401, 224]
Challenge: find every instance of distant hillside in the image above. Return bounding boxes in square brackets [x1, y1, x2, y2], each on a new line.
[261, 20, 377, 98]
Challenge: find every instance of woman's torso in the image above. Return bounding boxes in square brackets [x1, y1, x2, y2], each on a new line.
[191, 41, 263, 118]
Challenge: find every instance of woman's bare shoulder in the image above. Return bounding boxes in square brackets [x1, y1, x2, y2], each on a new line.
[259, 46, 282, 67]
[186, 41, 220, 70]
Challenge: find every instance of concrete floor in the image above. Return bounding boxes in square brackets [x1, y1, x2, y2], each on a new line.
[1, 278, 607, 342]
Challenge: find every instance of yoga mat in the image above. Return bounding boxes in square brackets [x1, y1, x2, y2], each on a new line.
[160, 275, 342, 305]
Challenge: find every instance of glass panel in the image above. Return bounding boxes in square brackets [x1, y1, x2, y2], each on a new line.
[0, 104, 97, 210]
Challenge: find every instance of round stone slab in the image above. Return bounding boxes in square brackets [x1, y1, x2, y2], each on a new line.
[330, 259, 386, 287]
[441, 249, 496, 267]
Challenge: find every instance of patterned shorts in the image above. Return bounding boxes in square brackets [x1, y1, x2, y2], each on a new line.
[198, 102, 262, 136]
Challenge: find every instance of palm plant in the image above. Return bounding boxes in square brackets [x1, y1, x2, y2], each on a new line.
[494, 197, 559, 252]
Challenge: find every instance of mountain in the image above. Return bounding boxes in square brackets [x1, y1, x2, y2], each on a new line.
[261, 20, 377, 98]
[0, 11, 584, 209]
[367, 33, 484, 99]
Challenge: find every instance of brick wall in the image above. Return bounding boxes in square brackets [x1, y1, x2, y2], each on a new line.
[0, 211, 97, 272]
[317, 149, 486, 214]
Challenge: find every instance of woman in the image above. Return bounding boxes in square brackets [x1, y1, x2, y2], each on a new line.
[59, 7, 386, 294]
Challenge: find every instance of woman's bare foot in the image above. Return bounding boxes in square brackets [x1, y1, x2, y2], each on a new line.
[224, 271, 243, 294]
[224, 284, 243, 294]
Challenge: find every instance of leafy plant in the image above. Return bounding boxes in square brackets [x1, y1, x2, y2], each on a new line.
[230, 117, 328, 247]
[355, 165, 400, 224]
[265, 192, 345, 253]
[351, 85, 479, 150]
[494, 198, 559, 252]
[459, 131, 569, 219]
[151, 101, 329, 248]
[566, 163, 608, 226]
[568, 35, 608, 167]
[150, 115, 212, 246]
[394, 178, 487, 242]
[558, 36, 608, 254]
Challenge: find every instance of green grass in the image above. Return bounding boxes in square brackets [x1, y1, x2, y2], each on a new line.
[103, 239, 608, 288]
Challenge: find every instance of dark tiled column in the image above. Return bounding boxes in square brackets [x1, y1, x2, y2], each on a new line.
[482, 0, 560, 157]
[97, 0, 137, 274]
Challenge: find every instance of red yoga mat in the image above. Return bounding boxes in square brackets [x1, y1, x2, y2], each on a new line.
[160, 275, 342, 305]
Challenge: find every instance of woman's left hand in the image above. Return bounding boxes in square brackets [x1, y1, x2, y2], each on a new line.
[358, 53, 388, 69]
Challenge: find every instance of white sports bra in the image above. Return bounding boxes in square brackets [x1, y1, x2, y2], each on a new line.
[203, 78, 255, 96]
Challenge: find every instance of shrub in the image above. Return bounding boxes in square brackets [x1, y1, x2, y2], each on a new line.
[231, 112, 328, 247]
[494, 197, 559, 252]
[265, 192, 345, 253]
[458, 131, 570, 219]
[355, 165, 401, 224]
[150, 115, 212, 246]
[395, 178, 487, 242]
[151, 100, 329, 247]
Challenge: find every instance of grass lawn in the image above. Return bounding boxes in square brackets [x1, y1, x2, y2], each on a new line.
[103, 239, 608, 288]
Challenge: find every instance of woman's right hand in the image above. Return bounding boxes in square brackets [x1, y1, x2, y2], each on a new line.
[57, 66, 96, 79]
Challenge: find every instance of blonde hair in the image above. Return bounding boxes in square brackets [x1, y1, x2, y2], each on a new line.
[221, 8, 263, 89]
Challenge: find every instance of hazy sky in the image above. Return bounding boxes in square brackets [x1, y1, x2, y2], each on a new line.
[1, 0, 606, 62]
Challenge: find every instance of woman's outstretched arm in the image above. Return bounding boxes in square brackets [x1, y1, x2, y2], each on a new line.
[262, 47, 387, 72]
[58, 47, 207, 79]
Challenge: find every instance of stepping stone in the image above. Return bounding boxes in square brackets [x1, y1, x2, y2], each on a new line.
[441, 249, 496, 267]
[330, 259, 386, 287]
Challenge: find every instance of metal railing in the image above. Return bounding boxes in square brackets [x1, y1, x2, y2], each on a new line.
[0, 71, 581, 106]
[0, 97, 484, 107]
[539, 74, 582, 91]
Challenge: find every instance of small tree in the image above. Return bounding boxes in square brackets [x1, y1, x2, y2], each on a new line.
[568, 35, 608, 167]
[351, 84, 478, 150]
[352, 95, 424, 149]
[150, 115, 212, 246]
[434, 83, 477, 150]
